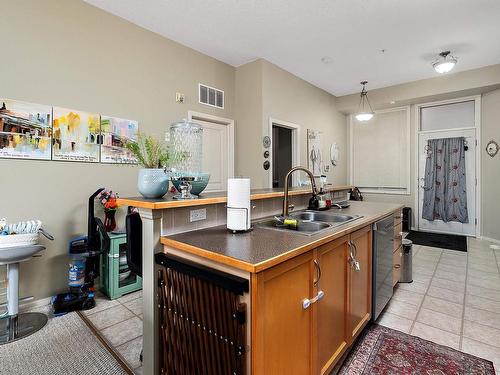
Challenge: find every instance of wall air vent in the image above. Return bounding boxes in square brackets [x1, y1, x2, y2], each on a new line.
[199, 83, 224, 109]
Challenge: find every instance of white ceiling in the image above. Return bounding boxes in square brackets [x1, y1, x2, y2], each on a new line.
[84, 0, 500, 96]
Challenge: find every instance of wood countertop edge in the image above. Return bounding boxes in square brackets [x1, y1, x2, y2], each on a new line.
[161, 237, 258, 272]
[117, 185, 353, 209]
[160, 204, 403, 273]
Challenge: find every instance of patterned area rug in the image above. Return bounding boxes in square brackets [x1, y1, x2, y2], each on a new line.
[339, 324, 495, 375]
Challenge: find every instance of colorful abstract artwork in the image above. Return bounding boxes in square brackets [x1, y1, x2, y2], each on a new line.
[100, 116, 138, 164]
[0, 99, 52, 160]
[52, 107, 100, 162]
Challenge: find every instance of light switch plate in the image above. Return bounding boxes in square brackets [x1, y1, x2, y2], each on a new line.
[176, 92, 185, 103]
[190, 208, 207, 222]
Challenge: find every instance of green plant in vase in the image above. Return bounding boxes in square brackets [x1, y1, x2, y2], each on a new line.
[125, 133, 172, 198]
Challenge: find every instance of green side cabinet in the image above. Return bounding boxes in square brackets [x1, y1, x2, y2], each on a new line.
[100, 233, 142, 300]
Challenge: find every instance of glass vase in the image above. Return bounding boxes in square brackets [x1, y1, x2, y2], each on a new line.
[104, 210, 117, 232]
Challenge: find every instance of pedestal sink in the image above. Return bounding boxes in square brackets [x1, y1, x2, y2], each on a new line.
[0, 244, 47, 345]
[0, 244, 46, 265]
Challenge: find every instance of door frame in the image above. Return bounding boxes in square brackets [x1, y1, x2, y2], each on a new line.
[268, 117, 301, 188]
[188, 110, 235, 182]
[413, 95, 481, 237]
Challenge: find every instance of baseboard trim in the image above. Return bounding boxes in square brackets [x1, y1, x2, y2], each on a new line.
[479, 236, 500, 244]
[19, 296, 52, 312]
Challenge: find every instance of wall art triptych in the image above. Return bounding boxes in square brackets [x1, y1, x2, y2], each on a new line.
[0, 98, 138, 164]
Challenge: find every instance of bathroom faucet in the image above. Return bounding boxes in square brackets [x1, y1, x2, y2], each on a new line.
[282, 166, 318, 217]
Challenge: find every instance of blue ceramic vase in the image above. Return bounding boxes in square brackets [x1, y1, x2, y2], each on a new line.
[137, 169, 169, 199]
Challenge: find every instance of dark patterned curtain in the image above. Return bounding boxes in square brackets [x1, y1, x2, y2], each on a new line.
[422, 137, 468, 223]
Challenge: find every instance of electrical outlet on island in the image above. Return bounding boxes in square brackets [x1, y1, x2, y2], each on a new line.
[190, 208, 207, 222]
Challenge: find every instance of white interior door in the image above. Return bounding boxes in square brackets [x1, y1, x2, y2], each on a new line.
[418, 128, 476, 236]
[197, 119, 230, 191]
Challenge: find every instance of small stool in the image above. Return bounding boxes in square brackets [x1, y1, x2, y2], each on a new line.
[0, 244, 48, 344]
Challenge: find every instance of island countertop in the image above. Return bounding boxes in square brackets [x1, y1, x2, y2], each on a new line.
[117, 185, 353, 209]
[161, 201, 403, 273]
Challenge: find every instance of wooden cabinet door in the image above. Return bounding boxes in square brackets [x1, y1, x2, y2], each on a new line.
[348, 226, 372, 340]
[316, 236, 349, 375]
[253, 252, 315, 375]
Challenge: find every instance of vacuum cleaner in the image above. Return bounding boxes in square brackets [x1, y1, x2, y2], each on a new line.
[51, 188, 110, 316]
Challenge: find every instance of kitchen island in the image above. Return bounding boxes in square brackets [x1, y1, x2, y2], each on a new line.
[117, 187, 402, 375]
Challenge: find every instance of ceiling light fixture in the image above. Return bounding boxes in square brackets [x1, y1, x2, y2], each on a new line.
[432, 51, 458, 74]
[355, 81, 374, 122]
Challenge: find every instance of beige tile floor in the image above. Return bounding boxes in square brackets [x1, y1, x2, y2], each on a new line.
[84, 290, 143, 374]
[377, 237, 500, 374]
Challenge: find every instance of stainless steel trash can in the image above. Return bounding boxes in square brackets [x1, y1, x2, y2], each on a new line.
[400, 239, 413, 283]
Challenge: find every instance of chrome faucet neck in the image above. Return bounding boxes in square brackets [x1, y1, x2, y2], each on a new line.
[282, 167, 317, 217]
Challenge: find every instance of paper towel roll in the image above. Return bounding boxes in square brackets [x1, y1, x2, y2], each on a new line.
[227, 178, 251, 231]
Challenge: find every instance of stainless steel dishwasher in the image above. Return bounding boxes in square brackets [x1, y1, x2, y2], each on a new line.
[372, 215, 394, 320]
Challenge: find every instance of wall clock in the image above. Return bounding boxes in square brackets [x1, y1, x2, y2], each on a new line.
[486, 140, 499, 157]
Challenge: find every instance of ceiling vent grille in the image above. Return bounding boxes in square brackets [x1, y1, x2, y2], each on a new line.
[199, 83, 224, 109]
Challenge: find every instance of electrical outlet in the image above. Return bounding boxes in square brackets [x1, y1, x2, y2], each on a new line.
[190, 208, 206, 222]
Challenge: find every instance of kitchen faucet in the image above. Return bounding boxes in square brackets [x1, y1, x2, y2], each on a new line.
[282, 166, 318, 217]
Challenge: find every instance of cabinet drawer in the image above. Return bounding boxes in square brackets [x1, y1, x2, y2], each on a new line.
[393, 249, 402, 286]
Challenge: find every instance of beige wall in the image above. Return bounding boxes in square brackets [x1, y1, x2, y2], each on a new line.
[0, 0, 235, 301]
[481, 89, 500, 241]
[337, 66, 500, 239]
[234, 60, 263, 184]
[234, 60, 348, 188]
[261, 61, 348, 187]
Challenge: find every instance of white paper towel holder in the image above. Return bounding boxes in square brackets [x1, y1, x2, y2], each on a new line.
[226, 206, 253, 233]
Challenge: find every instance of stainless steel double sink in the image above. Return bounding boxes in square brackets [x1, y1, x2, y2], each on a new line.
[255, 210, 363, 236]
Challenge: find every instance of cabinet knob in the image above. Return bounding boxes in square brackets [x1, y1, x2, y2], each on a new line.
[302, 290, 325, 309]
[394, 264, 401, 269]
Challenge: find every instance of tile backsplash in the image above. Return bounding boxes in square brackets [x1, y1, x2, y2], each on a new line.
[161, 190, 348, 236]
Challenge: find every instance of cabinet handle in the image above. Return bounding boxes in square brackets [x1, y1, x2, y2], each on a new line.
[302, 290, 325, 310]
[348, 241, 361, 272]
[352, 260, 361, 272]
[348, 241, 358, 259]
[394, 264, 401, 269]
[313, 259, 321, 287]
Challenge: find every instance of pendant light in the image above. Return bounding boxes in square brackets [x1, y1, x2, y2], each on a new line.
[432, 51, 458, 74]
[355, 81, 374, 122]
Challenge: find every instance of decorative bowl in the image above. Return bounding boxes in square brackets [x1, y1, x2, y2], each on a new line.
[171, 172, 210, 195]
[137, 168, 170, 199]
